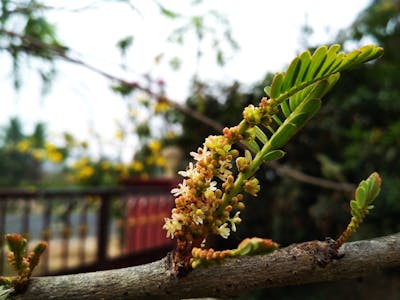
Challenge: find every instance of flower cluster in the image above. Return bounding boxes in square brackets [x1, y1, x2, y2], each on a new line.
[164, 135, 242, 242]
[164, 97, 279, 270]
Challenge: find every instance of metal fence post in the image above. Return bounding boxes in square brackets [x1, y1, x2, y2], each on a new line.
[97, 194, 110, 263]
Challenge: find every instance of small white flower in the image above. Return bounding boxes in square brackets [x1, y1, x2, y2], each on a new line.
[229, 211, 242, 232]
[208, 180, 217, 191]
[171, 181, 189, 197]
[178, 162, 197, 178]
[217, 223, 230, 239]
[190, 145, 210, 162]
[163, 213, 185, 238]
[163, 218, 177, 238]
[191, 208, 205, 225]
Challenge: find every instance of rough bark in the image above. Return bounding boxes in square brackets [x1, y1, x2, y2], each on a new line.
[12, 233, 400, 300]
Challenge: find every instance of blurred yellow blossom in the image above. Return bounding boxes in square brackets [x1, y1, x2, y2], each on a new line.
[130, 161, 144, 172]
[78, 166, 94, 180]
[114, 129, 125, 141]
[45, 143, 63, 163]
[154, 101, 170, 113]
[47, 151, 63, 163]
[31, 149, 44, 161]
[148, 140, 161, 153]
[101, 161, 111, 171]
[17, 140, 31, 152]
[155, 156, 166, 167]
[72, 157, 90, 169]
[119, 165, 129, 177]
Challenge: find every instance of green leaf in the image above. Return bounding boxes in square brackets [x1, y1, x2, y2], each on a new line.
[269, 123, 297, 148]
[272, 115, 283, 126]
[306, 45, 328, 81]
[300, 97, 322, 115]
[295, 50, 311, 85]
[282, 56, 301, 92]
[245, 149, 253, 162]
[302, 79, 331, 101]
[270, 73, 284, 99]
[316, 44, 341, 78]
[264, 86, 271, 97]
[262, 150, 285, 162]
[255, 126, 268, 144]
[116, 36, 134, 53]
[289, 86, 311, 111]
[290, 113, 310, 129]
[350, 200, 358, 210]
[158, 4, 180, 19]
[337, 49, 360, 71]
[242, 140, 260, 153]
[345, 45, 382, 70]
[355, 186, 366, 206]
[280, 100, 291, 118]
[323, 51, 345, 74]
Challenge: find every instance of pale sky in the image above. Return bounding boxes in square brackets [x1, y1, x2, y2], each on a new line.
[0, 0, 371, 161]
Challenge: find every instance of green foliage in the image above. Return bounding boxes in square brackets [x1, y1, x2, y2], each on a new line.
[234, 44, 383, 201]
[0, 234, 47, 293]
[336, 172, 381, 247]
[0, 0, 66, 90]
[165, 44, 383, 272]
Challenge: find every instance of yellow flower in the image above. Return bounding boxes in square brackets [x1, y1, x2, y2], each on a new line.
[72, 157, 90, 169]
[44, 143, 64, 163]
[78, 166, 94, 180]
[31, 149, 44, 161]
[45, 143, 57, 153]
[130, 161, 144, 172]
[114, 129, 124, 141]
[148, 140, 162, 153]
[118, 165, 129, 177]
[47, 151, 63, 163]
[154, 101, 170, 113]
[155, 156, 166, 167]
[17, 140, 31, 152]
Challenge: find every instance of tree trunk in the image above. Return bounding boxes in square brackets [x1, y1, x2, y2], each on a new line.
[13, 233, 400, 300]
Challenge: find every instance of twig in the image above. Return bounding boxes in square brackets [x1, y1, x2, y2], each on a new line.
[269, 161, 356, 193]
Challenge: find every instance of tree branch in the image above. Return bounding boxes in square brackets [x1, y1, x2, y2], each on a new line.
[12, 233, 400, 299]
[269, 161, 356, 193]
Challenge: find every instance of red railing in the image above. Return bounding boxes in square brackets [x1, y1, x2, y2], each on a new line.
[0, 179, 178, 276]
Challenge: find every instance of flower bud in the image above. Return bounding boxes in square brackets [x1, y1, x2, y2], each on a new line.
[236, 157, 249, 172]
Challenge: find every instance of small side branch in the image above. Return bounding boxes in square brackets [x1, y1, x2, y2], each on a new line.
[13, 233, 400, 300]
[269, 161, 356, 193]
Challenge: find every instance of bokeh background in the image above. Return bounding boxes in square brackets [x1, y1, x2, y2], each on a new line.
[0, 0, 399, 299]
